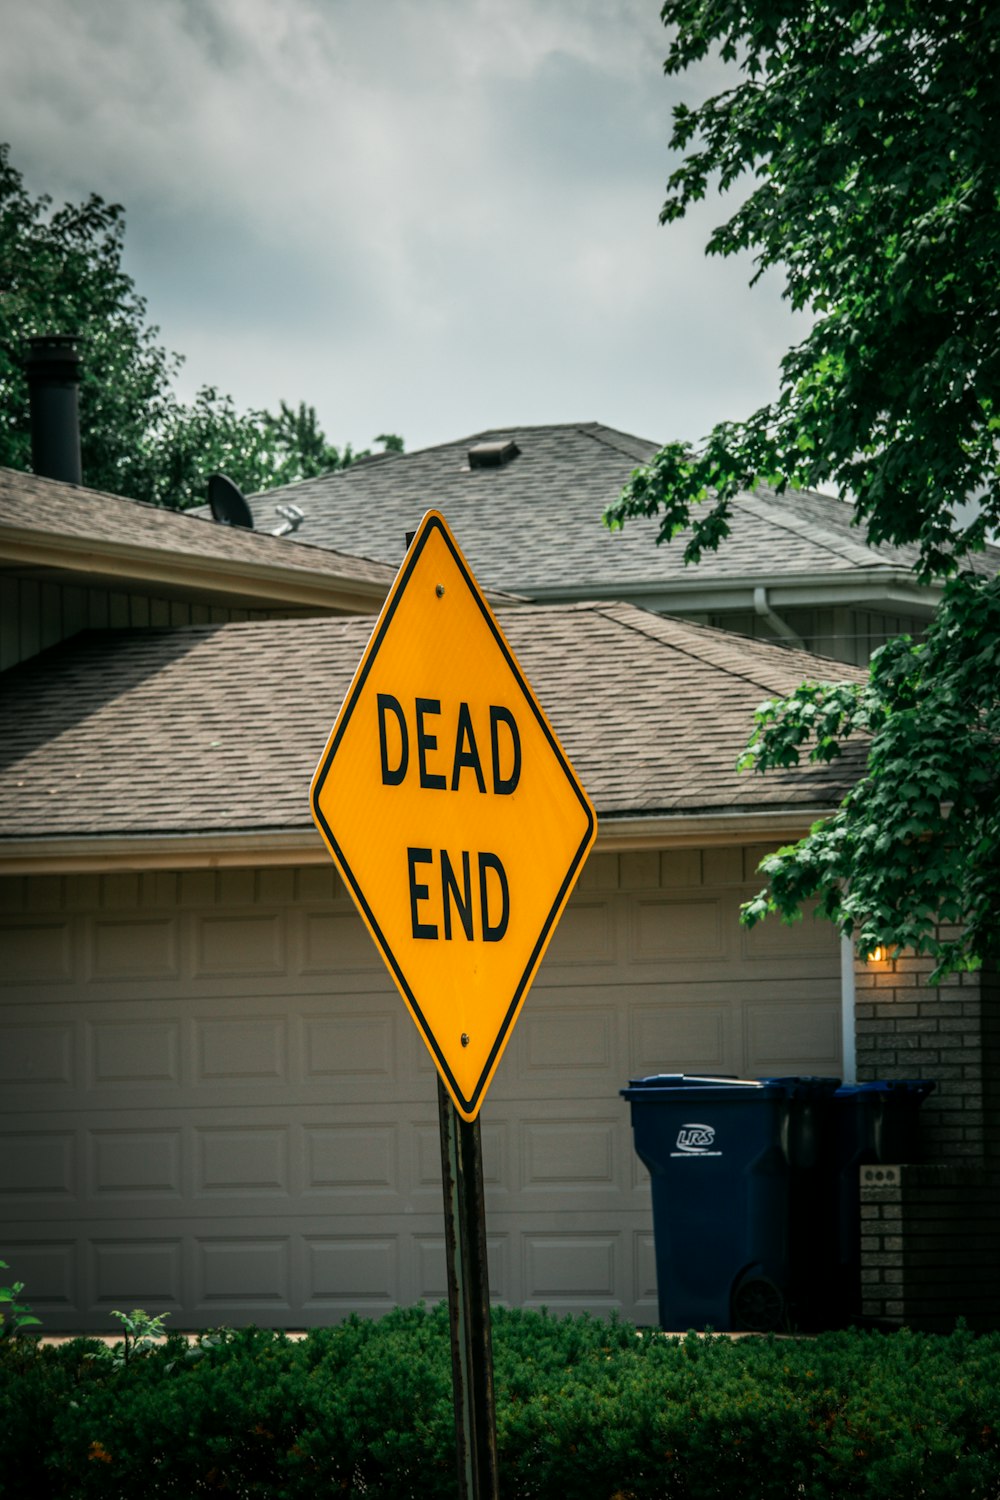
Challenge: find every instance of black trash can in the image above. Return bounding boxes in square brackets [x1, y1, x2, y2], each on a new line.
[831, 1079, 936, 1322]
[621, 1074, 839, 1332]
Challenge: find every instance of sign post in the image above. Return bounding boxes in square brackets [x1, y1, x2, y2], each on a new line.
[310, 511, 596, 1497]
[438, 1077, 499, 1499]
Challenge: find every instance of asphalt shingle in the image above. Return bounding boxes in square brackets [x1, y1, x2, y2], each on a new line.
[0, 467, 397, 587]
[185, 422, 998, 595]
[0, 605, 865, 840]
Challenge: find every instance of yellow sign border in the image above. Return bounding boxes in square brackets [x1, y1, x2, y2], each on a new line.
[310, 510, 597, 1120]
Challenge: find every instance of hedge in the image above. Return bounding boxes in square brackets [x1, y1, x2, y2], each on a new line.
[3, 1305, 999, 1498]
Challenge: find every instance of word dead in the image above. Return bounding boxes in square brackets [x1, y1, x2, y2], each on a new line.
[377, 694, 521, 793]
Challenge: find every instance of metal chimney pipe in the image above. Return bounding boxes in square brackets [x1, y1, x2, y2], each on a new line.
[24, 335, 83, 485]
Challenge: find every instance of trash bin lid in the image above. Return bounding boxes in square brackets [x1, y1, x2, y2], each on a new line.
[621, 1073, 839, 1103]
[834, 1079, 936, 1101]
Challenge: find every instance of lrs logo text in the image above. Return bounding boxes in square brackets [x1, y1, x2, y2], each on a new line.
[673, 1124, 717, 1154]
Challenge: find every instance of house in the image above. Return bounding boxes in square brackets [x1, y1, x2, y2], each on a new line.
[2, 418, 996, 1332]
[196, 422, 1000, 667]
[0, 454, 874, 1330]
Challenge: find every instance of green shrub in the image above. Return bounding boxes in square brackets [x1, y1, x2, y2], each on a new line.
[0, 1260, 41, 1339]
[2, 1308, 998, 1498]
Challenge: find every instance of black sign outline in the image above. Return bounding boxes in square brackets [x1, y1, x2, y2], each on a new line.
[311, 511, 596, 1118]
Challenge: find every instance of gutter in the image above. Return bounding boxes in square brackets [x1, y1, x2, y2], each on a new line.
[0, 808, 835, 874]
[526, 568, 940, 616]
[0, 530, 393, 614]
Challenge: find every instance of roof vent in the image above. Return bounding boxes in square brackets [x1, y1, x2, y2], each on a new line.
[467, 438, 519, 470]
[208, 473, 254, 528]
[272, 503, 304, 537]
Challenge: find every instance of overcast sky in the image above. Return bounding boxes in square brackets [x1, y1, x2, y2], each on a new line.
[3, 0, 808, 455]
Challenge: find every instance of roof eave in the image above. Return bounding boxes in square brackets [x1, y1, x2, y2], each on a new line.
[0, 807, 837, 874]
[0, 528, 392, 613]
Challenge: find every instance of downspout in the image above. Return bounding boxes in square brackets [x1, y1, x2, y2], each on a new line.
[753, 586, 804, 647]
[840, 933, 857, 1084]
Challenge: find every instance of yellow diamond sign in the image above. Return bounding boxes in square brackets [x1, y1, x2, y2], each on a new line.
[310, 510, 597, 1120]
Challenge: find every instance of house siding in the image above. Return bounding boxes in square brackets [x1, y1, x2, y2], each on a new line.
[0, 574, 272, 671]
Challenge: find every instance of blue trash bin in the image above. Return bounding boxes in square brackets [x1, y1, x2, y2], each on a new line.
[832, 1079, 935, 1322]
[621, 1074, 839, 1332]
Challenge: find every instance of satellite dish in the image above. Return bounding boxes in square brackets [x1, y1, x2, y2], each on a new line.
[207, 473, 254, 529]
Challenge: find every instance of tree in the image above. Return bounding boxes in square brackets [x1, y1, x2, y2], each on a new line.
[0, 142, 177, 502]
[154, 392, 403, 511]
[605, 1, 1000, 976]
[0, 145, 401, 509]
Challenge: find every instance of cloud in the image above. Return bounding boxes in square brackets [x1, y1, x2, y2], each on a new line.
[2, 0, 804, 449]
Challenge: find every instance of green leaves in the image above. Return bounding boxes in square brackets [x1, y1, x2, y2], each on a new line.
[607, 3, 1000, 977]
[0, 1259, 41, 1336]
[5, 1312, 1000, 1498]
[608, 1, 1000, 579]
[739, 574, 1000, 977]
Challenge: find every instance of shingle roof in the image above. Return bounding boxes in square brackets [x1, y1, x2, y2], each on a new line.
[0, 467, 397, 589]
[186, 422, 998, 597]
[0, 605, 865, 841]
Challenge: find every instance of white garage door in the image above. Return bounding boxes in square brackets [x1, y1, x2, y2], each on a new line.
[0, 846, 841, 1332]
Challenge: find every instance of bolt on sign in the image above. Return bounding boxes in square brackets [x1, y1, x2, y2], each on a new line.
[310, 510, 597, 1121]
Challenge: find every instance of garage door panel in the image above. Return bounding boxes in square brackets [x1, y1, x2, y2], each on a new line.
[301, 1011, 396, 1080]
[299, 906, 386, 975]
[301, 1234, 400, 1313]
[523, 1231, 618, 1303]
[1, 1108, 442, 1220]
[193, 912, 285, 978]
[194, 1015, 288, 1085]
[629, 896, 730, 964]
[90, 1016, 182, 1088]
[0, 1128, 76, 1199]
[301, 1122, 398, 1197]
[90, 916, 179, 982]
[508, 1001, 616, 1081]
[0, 1019, 75, 1087]
[93, 1236, 185, 1311]
[194, 1236, 292, 1313]
[0, 1238, 78, 1315]
[0, 917, 73, 985]
[629, 1001, 734, 1077]
[89, 1128, 183, 1200]
[519, 1116, 619, 1196]
[538, 898, 618, 969]
[194, 1125, 292, 1198]
[745, 1000, 841, 1075]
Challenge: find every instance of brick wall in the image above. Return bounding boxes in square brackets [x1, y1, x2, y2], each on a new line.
[860, 1163, 1000, 1331]
[853, 951, 1000, 1330]
[854, 949, 998, 1162]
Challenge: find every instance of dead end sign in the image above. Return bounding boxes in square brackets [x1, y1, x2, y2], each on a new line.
[310, 510, 597, 1121]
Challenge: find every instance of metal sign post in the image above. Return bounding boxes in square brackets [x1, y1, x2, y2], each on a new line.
[438, 1076, 499, 1500]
